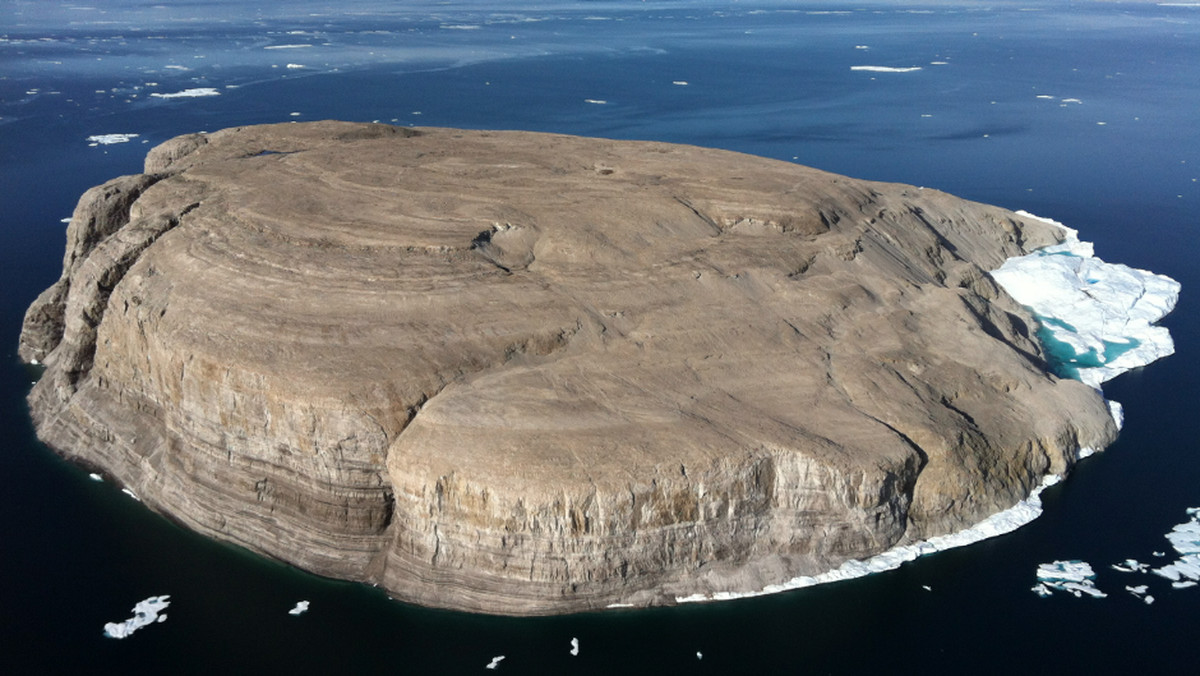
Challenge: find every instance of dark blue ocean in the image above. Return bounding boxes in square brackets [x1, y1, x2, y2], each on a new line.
[2, 2, 1198, 673]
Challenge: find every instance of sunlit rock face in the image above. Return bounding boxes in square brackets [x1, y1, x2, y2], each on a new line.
[21, 121, 1121, 615]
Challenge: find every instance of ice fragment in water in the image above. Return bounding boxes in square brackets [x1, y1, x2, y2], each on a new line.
[103, 595, 171, 638]
[150, 87, 220, 99]
[1111, 559, 1150, 573]
[1033, 560, 1107, 598]
[86, 133, 139, 145]
[1151, 508, 1200, 586]
[1126, 585, 1154, 604]
[288, 600, 309, 615]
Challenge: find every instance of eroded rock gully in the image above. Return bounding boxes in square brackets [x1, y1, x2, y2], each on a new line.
[20, 121, 1116, 615]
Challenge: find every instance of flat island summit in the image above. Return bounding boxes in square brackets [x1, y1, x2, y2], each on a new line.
[21, 121, 1129, 615]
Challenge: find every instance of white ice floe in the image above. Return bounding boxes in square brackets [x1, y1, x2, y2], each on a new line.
[150, 88, 221, 99]
[1126, 584, 1154, 604]
[104, 595, 170, 639]
[991, 211, 1180, 389]
[570, 637, 580, 656]
[122, 487, 141, 502]
[677, 474, 1066, 604]
[88, 472, 103, 482]
[288, 600, 310, 615]
[1032, 560, 1107, 598]
[1151, 508, 1200, 586]
[286, 63, 306, 69]
[851, 65, 922, 73]
[485, 655, 505, 669]
[672, 80, 688, 86]
[584, 99, 607, 104]
[264, 44, 314, 49]
[1111, 558, 1151, 573]
[87, 133, 139, 145]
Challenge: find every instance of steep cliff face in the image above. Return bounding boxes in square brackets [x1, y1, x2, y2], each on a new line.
[21, 122, 1116, 614]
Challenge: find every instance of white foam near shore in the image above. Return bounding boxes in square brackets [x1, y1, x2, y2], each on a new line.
[990, 211, 1180, 389]
[677, 473, 1067, 604]
[151, 88, 221, 99]
[103, 595, 170, 639]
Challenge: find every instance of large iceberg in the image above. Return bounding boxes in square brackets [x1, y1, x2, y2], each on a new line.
[991, 211, 1180, 389]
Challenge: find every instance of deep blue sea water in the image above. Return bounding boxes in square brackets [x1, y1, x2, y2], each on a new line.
[2, 2, 1198, 673]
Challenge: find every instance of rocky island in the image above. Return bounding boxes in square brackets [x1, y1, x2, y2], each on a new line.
[21, 121, 1122, 615]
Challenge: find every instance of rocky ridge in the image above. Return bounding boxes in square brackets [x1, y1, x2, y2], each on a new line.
[20, 121, 1116, 615]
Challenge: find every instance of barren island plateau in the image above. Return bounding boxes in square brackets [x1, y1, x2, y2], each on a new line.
[22, 121, 1135, 615]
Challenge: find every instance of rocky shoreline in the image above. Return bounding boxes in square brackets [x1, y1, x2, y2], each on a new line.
[21, 121, 1116, 615]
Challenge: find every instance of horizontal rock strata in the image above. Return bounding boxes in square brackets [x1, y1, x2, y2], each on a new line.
[21, 121, 1116, 614]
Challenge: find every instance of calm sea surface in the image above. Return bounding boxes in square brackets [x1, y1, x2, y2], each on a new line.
[2, 2, 1198, 673]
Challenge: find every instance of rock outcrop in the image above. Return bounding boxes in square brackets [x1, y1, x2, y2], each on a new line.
[21, 121, 1117, 615]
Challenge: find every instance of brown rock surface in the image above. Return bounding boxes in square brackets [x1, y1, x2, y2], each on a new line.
[21, 121, 1116, 614]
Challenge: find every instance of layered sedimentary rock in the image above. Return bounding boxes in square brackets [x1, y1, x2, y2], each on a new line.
[21, 121, 1117, 615]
